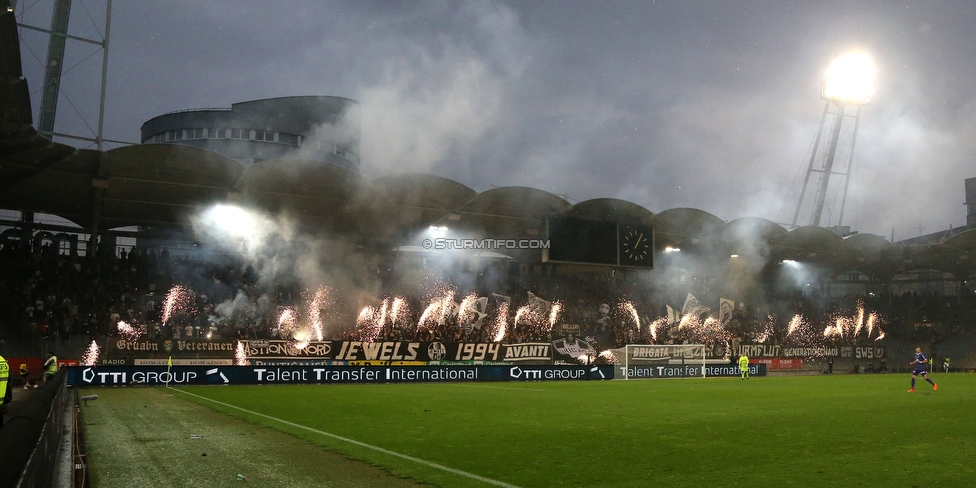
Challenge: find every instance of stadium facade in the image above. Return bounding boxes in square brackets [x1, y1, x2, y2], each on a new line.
[140, 96, 361, 171]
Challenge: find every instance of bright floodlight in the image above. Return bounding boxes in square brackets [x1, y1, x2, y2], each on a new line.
[822, 52, 876, 105]
[205, 204, 258, 239]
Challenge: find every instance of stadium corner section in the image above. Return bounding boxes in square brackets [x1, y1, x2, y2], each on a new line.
[66, 364, 618, 386]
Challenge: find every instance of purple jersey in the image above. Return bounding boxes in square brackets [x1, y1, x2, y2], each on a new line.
[914, 352, 928, 372]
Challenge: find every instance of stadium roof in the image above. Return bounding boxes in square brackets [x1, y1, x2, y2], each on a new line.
[1, 8, 973, 277]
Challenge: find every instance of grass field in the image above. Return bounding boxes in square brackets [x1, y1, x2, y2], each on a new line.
[82, 373, 975, 487]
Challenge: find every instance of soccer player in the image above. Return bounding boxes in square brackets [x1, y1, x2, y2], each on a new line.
[738, 353, 750, 380]
[908, 347, 937, 393]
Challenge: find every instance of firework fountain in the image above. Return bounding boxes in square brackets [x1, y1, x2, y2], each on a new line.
[116, 320, 146, 343]
[80, 340, 100, 366]
[161, 285, 191, 326]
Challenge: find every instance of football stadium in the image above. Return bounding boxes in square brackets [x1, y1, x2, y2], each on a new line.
[2, 2, 976, 487]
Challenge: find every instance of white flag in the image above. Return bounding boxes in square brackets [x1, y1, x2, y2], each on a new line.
[682, 293, 709, 317]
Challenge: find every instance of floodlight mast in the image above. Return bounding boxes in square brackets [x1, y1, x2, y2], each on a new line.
[791, 53, 874, 229]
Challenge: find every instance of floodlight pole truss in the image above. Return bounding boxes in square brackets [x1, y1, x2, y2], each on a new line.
[18, 0, 113, 150]
[791, 101, 862, 229]
[790, 102, 830, 229]
[836, 106, 861, 227]
[810, 102, 847, 227]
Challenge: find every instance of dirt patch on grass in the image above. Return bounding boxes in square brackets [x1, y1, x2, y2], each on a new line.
[82, 387, 429, 487]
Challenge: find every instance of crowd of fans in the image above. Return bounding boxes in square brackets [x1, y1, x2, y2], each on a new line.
[1, 238, 975, 360]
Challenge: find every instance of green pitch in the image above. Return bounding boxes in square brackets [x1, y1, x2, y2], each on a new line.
[82, 374, 975, 487]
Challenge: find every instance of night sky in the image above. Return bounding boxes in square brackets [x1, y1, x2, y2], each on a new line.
[13, 0, 976, 240]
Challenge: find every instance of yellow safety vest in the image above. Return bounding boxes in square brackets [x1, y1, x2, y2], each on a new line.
[45, 356, 58, 375]
[0, 355, 10, 402]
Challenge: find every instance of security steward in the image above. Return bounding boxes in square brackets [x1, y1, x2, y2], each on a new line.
[0, 353, 11, 428]
[43, 351, 58, 384]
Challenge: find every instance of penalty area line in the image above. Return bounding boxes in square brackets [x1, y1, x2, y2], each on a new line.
[168, 387, 520, 488]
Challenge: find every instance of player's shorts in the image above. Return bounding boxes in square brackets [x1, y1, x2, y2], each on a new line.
[912, 368, 927, 375]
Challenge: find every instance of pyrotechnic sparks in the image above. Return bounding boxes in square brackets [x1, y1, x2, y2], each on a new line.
[389, 296, 409, 327]
[617, 302, 640, 332]
[457, 292, 479, 326]
[509, 292, 555, 339]
[646, 317, 666, 342]
[356, 301, 388, 343]
[116, 320, 145, 342]
[292, 330, 310, 351]
[755, 315, 776, 343]
[161, 285, 191, 325]
[276, 308, 297, 336]
[548, 301, 562, 331]
[418, 288, 457, 329]
[820, 303, 887, 342]
[786, 314, 805, 337]
[80, 340, 100, 366]
[306, 286, 331, 341]
[235, 341, 248, 366]
[867, 313, 886, 340]
[489, 301, 509, 342]
[598, 349, 618, 364]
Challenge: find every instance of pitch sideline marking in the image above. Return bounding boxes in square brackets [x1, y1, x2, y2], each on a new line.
[169, 387, 520, 488]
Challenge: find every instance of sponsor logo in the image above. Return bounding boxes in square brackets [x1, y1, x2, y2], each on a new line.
[79, 367, 198, 385]
[509, 366, 585, 380]
[206, 368, 229, 384]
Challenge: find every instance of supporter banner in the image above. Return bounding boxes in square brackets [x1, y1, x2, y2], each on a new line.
[551, 337, 598, 364]
[845, 346, 887, 360]
[245, 340, 466, 362]
[617, 363, 767, 379]
[736, 344, 886, 359]
[244, 340, 333, 359]
[105, 339, 237, 358]
[134, 358, 234, 366]
[67, 365, 616, 386]
[501, 343, 552, 363]
[330, 341, 510, 362]
[625, 345, 706, 362]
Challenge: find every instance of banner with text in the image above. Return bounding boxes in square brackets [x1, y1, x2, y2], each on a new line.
[242, 340, 553, 364]
[736, 344, 885, 359]
[105, 339, 237, 358]
[617, 363, 767, 380]
[67, 365, 615, 386]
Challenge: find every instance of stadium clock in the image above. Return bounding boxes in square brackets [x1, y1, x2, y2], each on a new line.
[619, 226, 653, 267]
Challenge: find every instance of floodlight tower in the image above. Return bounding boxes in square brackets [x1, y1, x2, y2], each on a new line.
[791, 52, 875, 229]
